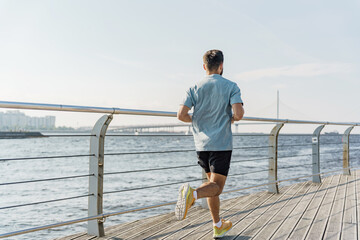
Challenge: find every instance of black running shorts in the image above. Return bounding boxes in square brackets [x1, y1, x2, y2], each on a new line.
[196, 151, 232, 177]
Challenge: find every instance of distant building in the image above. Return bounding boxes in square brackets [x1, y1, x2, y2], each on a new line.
[0, 111, 56, 130]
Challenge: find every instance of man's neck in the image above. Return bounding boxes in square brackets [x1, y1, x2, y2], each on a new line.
[206, 71, 220, 75]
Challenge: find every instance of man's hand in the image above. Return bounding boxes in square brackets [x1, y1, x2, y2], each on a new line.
[232, 103, 244, 123]
[177, 105, 192, 123]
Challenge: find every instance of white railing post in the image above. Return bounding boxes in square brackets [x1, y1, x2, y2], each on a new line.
[343, 126, 354, 175]
[88, 114, 113, 237]
[312, 125, 325, 183]
[268, 123, 284, 193]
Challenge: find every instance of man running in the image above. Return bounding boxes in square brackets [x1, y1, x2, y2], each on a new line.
[175, 49, 244, 239]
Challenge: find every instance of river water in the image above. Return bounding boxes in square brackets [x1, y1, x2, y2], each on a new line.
[0, 133, 359, 239]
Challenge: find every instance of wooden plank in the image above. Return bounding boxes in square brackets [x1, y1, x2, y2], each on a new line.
[323, 174, 347, 239]
[150, 191, 268, 240]
[110, 203, 205, 240]
[113, 194, 242, 239]
[129, 201, 228, 240]
[266, 178, 328, 239]
[65, 234, 97, 240]
[53, 233, 88, 240]
[102, 211, 178, 240]
[59, 211, 176, 240]
[225, 181, 307, 240]
[187, 183, 301, 240]
[341, 172, 357, 239]
[172, 190, 275, 240]
[142, 195, 243, 240]
[288, 174, 336, 239]
[222, 182, 307, 240]
[304, 174, 341, 239]
[55, 212, 171, 240]
[249, 181, 312, 240]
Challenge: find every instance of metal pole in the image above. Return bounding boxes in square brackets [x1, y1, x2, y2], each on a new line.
[277, 90, 279, 119]
[201, 170, 209, 209]
[88, 114, 113, 237]
[312, 125, 325, 183]
[268, 123, 284, 193]
[343, 126, 354, 175]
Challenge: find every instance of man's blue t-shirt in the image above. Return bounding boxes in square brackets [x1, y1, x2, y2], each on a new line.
[182, 74, 243, 151]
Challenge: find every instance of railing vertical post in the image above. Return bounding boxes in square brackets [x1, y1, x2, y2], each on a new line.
[343, 126, 354, 175]
[88, 114, 113, 237]
[312, 125, 325, 183]
[201, 169, 209, 209]
[268, 123, 284, 194]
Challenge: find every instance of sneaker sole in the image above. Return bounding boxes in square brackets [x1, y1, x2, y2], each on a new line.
[175, 183, 190, 220]
[213, 224, 232, 239]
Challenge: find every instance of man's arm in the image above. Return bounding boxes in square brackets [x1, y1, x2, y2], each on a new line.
[232, 103, 244, 123]
[177, 105, 192, 123]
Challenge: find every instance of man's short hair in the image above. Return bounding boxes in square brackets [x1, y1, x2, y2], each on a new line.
[203, 50, 224, 71]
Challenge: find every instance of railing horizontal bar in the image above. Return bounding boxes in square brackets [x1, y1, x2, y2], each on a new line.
[0, 154, 93, 162]
[275, 167, 357, 184]
[3, 167, 358, 239]
[104, 149, 195, 156]
[322, 158, 342, 163]
[320, 150, 344, 154]
[104, 165, 197, 175]
[277, 163, 315, 170]
[232, 157, 270, 163]
[233, 134, 270, 136]
[234, 146, 271, 149]
[104, 146, 270, 157]
[104, 157, 270, 175]
[103, 179, 205, 194]
[105, 134, 270, 137]
[223, 167, 359, 194]
[44, 134, 95, 137]
[278, 134, 312, 137]
[0, 212, 116, 239]
[1, 101, 360, 125]
[278, 153, 313, 159]
[106, 134, 193, 137]
[0, 201, 178, 238]
[0, 194, 92, 210]
[104, 168, 270, 194]
[321, 143, 342, 145]
[0, 174, 93, 186]
[229, 169, 269, 177]
[278, 143, 313, 147]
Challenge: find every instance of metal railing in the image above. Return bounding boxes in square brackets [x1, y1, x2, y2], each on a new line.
[0, 100, 359, 239]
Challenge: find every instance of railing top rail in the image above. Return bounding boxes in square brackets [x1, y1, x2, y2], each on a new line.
[0, 100, 359, 126]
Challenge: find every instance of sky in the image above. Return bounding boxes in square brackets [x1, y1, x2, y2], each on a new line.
[0, 0, 359, 133]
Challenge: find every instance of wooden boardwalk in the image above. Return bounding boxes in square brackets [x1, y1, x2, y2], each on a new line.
[57, 170, 360, 240]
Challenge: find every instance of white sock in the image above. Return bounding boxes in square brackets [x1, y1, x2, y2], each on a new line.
[193, 190, 198, 200]
[214, 219, 222, 228]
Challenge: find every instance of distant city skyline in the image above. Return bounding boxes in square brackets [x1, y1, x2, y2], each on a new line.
[0, 110, 55, 130]
[0, 1, 359, 133]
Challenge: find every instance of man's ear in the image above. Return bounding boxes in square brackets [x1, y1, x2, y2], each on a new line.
[219, 62, 224, 71]
[203, 64, 207, 71]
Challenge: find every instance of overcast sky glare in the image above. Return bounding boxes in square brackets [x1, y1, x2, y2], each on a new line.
[0, 0, 359, 133]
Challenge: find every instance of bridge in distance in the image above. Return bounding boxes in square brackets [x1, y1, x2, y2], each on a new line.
[108, 122, 272, 133]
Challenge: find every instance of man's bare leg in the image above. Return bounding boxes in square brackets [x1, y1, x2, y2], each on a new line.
[196, 172, 227, 223]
